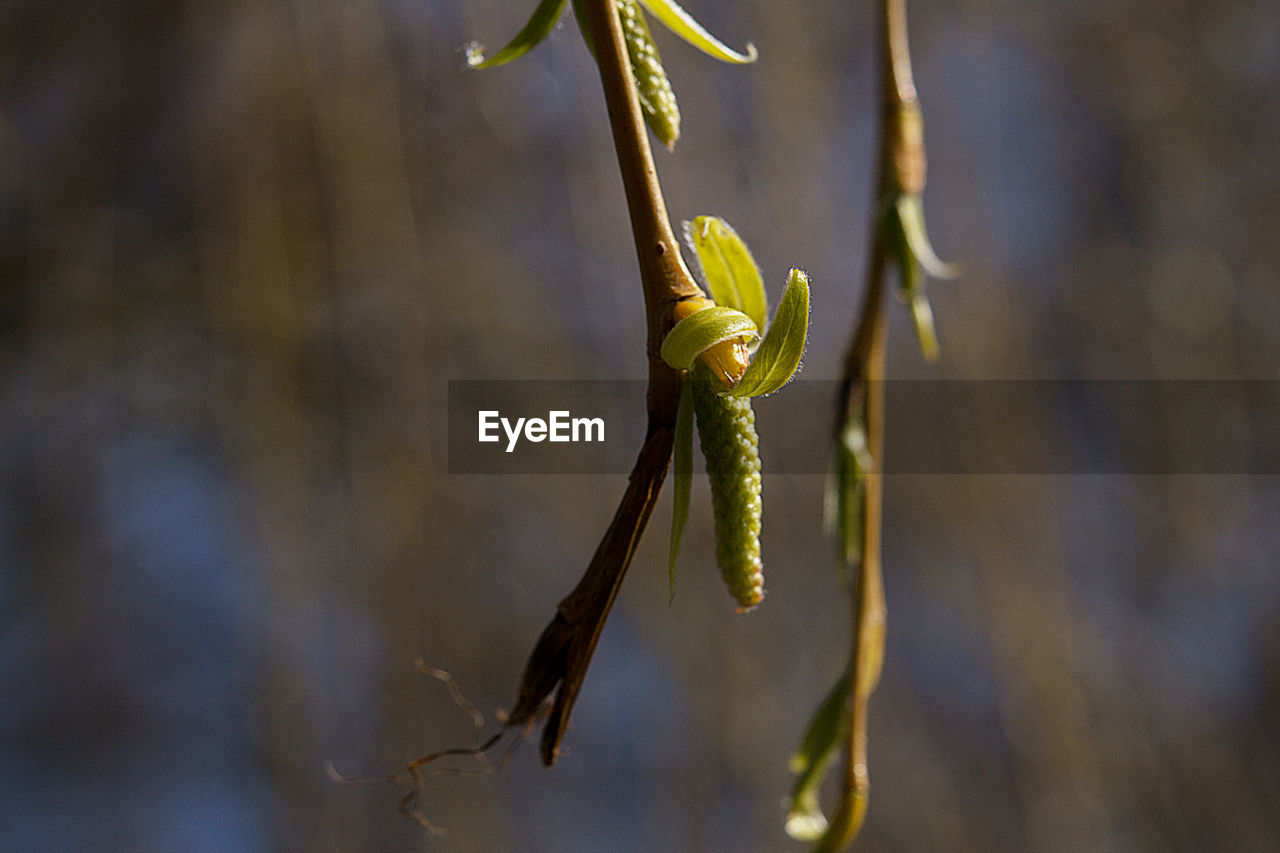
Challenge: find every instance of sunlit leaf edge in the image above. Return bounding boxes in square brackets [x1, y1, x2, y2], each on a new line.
[636, 0, 758, 63]
[660, 305, 758, 370]
[467, 0, 568, 69]
[726, 268, 810, 397]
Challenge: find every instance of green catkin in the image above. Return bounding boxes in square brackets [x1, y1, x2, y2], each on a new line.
[691, 363, 764, 610]
[617, 0, 680, 148]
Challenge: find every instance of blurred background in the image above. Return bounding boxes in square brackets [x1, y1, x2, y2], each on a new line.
[2, 0, 1278, 850]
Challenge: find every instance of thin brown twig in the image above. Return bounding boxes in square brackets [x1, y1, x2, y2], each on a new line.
[821, 0, 917, 848]
[504, 0, 703, 766]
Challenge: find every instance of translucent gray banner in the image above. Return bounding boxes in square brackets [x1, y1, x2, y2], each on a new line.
[447, 380, 1280, 474]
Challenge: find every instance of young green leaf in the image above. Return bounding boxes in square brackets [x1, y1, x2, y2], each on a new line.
[821, 460, 843, 551]
[684, 216, 768, 331]
[908, 290, 940, 363]
[668, 380, 694, 601]
[726, 269, 810, 398]
[896, 194, 960, 280]
[637, 0, 758, 63]
[831, 417, 872, 572]
[884, 197, 940, 362]
[833, 461, 861, 583]
[659, 305, 758, 371]
[786, 668, 852, 841]
[829, 412, 880, 584]
[466, 0, 568, 69]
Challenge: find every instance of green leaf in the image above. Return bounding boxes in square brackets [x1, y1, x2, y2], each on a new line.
[785, 668, 852, 841]
[883, 194, 916, 291]
[789, 669, 851, 775]
[466, 0, 568, 69]
[884, 198, 940, 362]
[668, 380, 694, 601]
[659, 305, 758, 370]
[684, 216, 768, 331]
[637, 0, 758, 63]
[896, 193, 960, 280]
[908, 290, 940, 362]
[821, 462, 843, 553]
[834, 417, 872, 570]
[727, 268, 810, 397]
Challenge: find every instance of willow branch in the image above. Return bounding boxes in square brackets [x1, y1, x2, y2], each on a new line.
[884, 0, 917, 105]
[506, 0, 701, 766]
[822, 0, 917, 846]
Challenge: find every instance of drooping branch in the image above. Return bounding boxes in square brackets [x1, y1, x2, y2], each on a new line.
[505, 0, 703, 765]
[820, 0, 918, 847]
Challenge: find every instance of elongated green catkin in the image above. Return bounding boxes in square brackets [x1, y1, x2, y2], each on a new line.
[691, 363, 764, 610]
[617, 0, 680, 148]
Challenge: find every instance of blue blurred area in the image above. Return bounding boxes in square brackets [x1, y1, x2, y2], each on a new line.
[0, 418, 268, 849]
[1, 0, 1278, 850]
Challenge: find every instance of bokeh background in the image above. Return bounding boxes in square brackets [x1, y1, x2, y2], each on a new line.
[2, 0, 1278, 850]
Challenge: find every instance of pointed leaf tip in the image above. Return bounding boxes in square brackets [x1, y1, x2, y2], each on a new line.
[683, 216, 768, 331]
[637, 0, 757, 64]
[896, 194, 961, 279]
[785, 668, 851, 842]
[467, 0, 568, 69]
[727, 269, 810, 398]
[785, 800, 830, 842]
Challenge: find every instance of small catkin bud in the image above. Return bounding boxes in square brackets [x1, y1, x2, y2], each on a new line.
[671, 297, 752, 386]
[617, 0, 680, 148]
[691, 363, 764, 610]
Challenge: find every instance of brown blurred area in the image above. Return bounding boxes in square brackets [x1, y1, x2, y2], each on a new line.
[1, 0, 1278, 850]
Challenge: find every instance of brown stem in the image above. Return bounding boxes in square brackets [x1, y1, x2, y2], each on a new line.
[884, 0, 917, 105]
[822, 0, 919, 846]
[506, 0, 701, 766]
[823, 237, 887, 853]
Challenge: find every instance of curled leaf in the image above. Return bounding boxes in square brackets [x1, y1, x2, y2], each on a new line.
[726, 269, 810, 398]
[786, 668, 852, 841]
[896, 194, 960, 280]
[660, 305, 758, 371]
[668, 380, 694, 601]
[467, 0, 568, 69]
[670, 297, 751, 386]
[684, 216, 768, 331]
[884, 195, 946, 362]
[637, 0, 758, 63]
